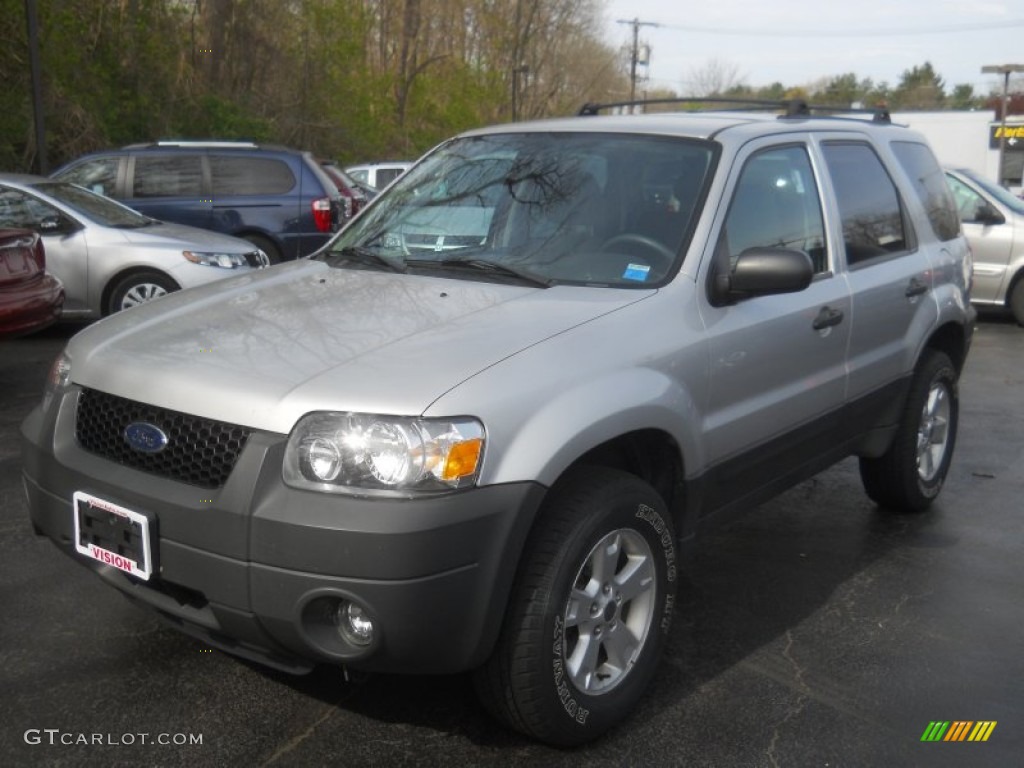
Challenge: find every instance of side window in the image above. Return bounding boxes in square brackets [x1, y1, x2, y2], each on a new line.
[0, 189, 33, 228]
[57, 157, 119, 197]
[132, 154, 203, 198]
[946, 174, 989, 223]
[209, 156, 295, 195]
[822, 142, 909, 266]
[376, 168, 405, 188]
[890, 141, 960, 241]
[719, 145, 828, 273]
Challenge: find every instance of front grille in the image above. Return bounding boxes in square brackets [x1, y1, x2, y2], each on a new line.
[75, 389, 252, 489]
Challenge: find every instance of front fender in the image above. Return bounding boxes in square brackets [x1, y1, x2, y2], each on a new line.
[486, 365, 704, 487]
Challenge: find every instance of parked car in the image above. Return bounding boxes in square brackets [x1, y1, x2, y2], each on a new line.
[945, 166, 1024, 325]
[23, 100, 974, 746]
[319, 161, 369, 219]
[344, 160, 412, 190]
[51, 141, 343, 263]
[0, 174, 267, 319]
[0, 228, 63, 338]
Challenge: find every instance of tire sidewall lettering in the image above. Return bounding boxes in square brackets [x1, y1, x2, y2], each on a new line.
[552, 615, 590, 724]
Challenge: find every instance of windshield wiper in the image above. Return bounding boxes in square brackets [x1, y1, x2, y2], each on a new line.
[411, 257, 552, 288]
[325, 246, 407, 273]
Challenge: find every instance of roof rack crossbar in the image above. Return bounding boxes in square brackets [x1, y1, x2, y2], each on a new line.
[577, 97, 890, 124]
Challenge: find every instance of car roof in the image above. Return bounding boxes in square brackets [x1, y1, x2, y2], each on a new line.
[0, 172, 51, 186]
[454, 111, 922, 147]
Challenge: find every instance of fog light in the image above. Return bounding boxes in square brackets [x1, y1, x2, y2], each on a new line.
[334, 600, 374, 647]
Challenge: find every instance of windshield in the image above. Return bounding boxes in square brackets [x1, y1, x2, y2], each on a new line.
[31, 182, 154, 228]
[323, 133, 715, 287]
[957, 168, 1024, 215]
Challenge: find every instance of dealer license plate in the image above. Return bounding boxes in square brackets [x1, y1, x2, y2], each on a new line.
[73, 491, 153, 581]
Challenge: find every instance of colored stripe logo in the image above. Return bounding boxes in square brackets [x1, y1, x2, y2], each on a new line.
[921, 721, 997, 742]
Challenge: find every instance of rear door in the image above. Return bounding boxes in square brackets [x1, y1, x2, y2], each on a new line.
[817, 138, 937, 406]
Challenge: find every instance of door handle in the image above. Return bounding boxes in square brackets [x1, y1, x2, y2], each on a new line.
[905, 277, 929, 297]
[812, 305, 844, 330]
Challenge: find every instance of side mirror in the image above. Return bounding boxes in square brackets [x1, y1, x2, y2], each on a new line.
[38, 215, 80, 236]
[973, 202, 1004, 225]
[712, 247, 814, 305]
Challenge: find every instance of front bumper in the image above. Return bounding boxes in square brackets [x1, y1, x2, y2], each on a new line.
[21, 390, 544, 674]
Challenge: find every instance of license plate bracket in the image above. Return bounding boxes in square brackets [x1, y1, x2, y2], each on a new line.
[73, 491, 154, 581]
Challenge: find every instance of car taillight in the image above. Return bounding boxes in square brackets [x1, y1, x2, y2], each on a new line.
[31, 234, 45, 271]
[312, 197, 333, 233]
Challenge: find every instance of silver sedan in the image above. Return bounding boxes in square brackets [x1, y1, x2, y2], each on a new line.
[0, 173, 268, 319]
[945, 167, 1024, 325]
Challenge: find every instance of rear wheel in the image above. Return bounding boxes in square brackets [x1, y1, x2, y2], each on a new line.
[107, 271, 178, 315]
[474, 467, 676, 746]
[859, 350, 959, 511]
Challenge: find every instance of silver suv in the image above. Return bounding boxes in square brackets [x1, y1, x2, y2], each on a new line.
[22, 100, 974, 746]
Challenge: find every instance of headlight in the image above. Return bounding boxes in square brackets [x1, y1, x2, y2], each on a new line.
[283, 412, 485, 495]
[183, 250, 253, 268]
[42, 351, 71, 411]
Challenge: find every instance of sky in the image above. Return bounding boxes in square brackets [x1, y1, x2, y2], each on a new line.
[601, 0, 1024, 96]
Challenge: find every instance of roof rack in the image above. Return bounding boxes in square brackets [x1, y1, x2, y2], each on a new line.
[577, 97, 891, 124]
[122, 140, 261, 149]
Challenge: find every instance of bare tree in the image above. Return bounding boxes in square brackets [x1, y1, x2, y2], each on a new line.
[687, 58, 745, 97]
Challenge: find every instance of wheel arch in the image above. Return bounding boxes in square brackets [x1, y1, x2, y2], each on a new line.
[923, 319, 969, 376]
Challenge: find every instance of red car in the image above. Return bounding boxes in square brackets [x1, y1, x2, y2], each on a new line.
[320, 161, 370, 220]
[0, 228, 64, 338]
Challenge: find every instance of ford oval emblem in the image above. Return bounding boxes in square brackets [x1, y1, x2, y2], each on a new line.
[124, 422, 169, 454]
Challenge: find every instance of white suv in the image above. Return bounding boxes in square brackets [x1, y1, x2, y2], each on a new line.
[23, 100, 974, 746]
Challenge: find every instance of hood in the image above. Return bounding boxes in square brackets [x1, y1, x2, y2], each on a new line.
[117, 221, 257, 252]
[67, 260, 651, 434]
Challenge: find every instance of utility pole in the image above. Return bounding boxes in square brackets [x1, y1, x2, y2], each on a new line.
[982, 64, 1024, 187]
[25, 0, 47, 173]
[616, 18, 658, 108]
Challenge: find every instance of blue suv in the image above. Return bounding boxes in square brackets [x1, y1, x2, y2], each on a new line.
[52, 141, 343, 262]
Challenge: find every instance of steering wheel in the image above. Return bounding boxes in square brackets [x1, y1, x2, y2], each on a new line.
[598, 233, 676, 273]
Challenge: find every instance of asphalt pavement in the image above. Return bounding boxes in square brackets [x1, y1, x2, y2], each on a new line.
[1, 315, 1021, 767]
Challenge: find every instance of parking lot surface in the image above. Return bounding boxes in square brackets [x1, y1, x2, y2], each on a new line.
[1, 317, 1021, 767]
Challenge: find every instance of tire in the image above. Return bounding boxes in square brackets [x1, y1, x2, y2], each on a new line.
[107, 271, 178, 315]
[1009, 277, 1024, 327]
[859, 350, 959, 512]
[242, 233, 282, 264]
[474, 466, 677, 746]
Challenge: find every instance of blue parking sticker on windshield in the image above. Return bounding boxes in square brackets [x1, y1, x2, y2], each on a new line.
[622, 263, 651, 282]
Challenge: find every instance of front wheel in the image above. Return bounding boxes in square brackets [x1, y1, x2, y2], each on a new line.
[474, 467, 677, 746]
[1009, 277, 1024, 327]
[107, 271, 179, 315]
[859, 350, 959, 511]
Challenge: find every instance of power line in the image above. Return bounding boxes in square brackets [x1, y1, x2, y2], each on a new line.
[650, 19, 1024, 38]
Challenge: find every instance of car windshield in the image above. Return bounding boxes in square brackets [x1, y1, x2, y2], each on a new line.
[323, 133, 715, 287]
[31, 181, 154, 228]
[957, 169, 1024, 215]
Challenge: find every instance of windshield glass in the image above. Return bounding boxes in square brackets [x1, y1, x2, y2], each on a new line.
[31, 182, 153, 228]
[324, 133, 715, 287]
[958, 168, 1024, 215]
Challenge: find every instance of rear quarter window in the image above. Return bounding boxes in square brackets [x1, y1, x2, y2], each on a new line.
[890, 141, 960, 241]
[210, 156, 296, 195]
